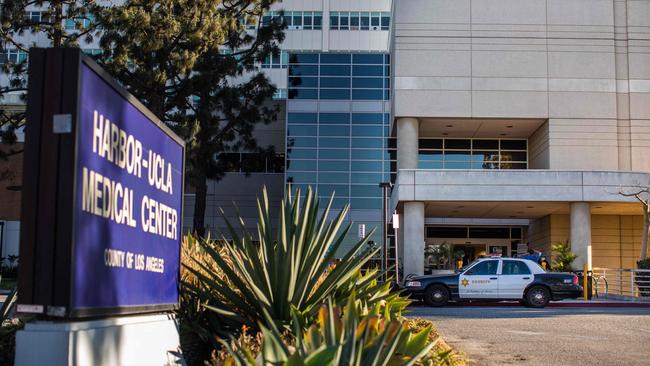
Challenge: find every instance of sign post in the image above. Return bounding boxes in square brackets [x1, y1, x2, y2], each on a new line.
[15, 48, 185, 365]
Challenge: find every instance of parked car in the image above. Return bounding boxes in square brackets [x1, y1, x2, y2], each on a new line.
[402, 257, 583, 308]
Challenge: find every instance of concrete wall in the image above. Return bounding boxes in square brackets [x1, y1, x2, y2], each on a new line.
[393, 0, 650, 172]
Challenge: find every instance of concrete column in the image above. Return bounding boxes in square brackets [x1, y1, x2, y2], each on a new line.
[396, 117, 419, 170]
[403, 201, 425, 277]
[570, 202, 592, 270]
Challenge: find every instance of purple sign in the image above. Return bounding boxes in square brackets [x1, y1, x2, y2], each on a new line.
[72, 63, 184, 311]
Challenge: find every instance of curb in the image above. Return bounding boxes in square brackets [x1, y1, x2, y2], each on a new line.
[409, 301, 650, 308]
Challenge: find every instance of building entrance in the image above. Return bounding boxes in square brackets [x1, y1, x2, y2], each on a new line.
[424, 225, 523, 272]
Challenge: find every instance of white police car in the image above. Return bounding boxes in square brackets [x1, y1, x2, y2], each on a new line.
[402, 257, 583, 308]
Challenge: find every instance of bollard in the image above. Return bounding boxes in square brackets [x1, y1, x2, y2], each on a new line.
[583, 263, 589, 301]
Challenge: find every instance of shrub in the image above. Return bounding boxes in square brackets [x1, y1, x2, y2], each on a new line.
[551, 241, 577, 272]
[223, 293, 442, 366]
[182, 186, 380, 333]
[638, 258, 650, 270]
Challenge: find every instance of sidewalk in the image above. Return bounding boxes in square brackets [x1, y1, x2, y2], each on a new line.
[551, 298, 650, 308]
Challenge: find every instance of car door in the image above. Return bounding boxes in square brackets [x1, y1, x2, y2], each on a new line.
[498, 260, 534, 299]
[458, 260, 500, 299]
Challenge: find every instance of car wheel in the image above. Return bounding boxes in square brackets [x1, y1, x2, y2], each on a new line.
[526, 286, 550, 308]
[424, 285, 449, 307]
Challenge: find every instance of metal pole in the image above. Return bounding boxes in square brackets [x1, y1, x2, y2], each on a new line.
[583, 264, 589, 301]
[379, 182, 392, 281]
[394, 226, 399, 283]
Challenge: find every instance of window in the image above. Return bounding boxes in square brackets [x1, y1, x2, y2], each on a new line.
[25, 11, 44, 23]
[273, 88, 287, 100]
[65, 13, 97, 30]
[265, 11, 322, 30]
[0, 49, 28, 65]
[417, 138, 527, 170]
[262, 50, 288, 69]
[83, 49, 103, 57]
[330, 11, 389, 31]
[502, 261, 531, 275]
[466, 260, 499, 276]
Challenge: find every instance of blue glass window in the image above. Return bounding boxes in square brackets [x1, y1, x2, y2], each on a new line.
[290, 53, 319, 64]
[287, 149, 317, 159]
[287, 160, 317, 171]
[318, 184, 350, 197]
[289, 77, 318, 87]
[288, 113, 318, 124]
[320, 138, 350, 148]
[351, 161, 382, 172]
[287, 172, 317, 183]
[352, 113, 383, 124]
[321, 53, 351, 64]
[351, 198, 381, 209]
[288, 124, 317, 136]
[319, 113, 350, 124]
[288, 89, 318, 99]
[351, 173, 382, 184]
[352, 138, 383, 148]
[319, 149, 350, 159]
[351, 149, 383, 159]
[319, 125, 350, 136]
[289, 65, 318, 76]
[352, 126, 383, 137]
[351, 185, 381, 197]
[320, 77, 350, 88]
[353, 65, 384, 76]
[352, 89, 384, 100]
[320, 89, 350, 99]
[287, 137, 317, 148]
[319, 160, 349, 171]
[318, 172, 349, 184]
[352, 78, 383, 88]
[320, 65, 351, 76]
[353, 54, 384, 64]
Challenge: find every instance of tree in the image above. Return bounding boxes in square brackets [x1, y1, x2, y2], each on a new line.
[620, 187, 650, 261]
[0, 0, 99, 170]
[99, 0, 285, 236]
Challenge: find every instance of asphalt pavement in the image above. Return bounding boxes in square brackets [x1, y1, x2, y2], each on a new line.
[408, 304, 650, 366]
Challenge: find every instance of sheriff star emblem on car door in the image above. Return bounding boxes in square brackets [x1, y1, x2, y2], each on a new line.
[461, 278, 469, 287]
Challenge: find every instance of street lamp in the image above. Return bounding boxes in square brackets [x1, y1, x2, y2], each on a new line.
[379, 182, 392, 280]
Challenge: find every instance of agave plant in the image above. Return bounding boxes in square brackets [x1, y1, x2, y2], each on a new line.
[223, 292, 438, 366]
[183, 186, 380, 331]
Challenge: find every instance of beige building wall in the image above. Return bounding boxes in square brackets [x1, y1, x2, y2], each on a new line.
[528, 213, 649, 269]
[393, 0, 650, 172]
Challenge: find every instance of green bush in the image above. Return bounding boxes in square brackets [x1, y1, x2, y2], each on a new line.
[551, 241, 578, 272]
[182, 186, 380, 333]
[223, 293, 444, 366]
[638, 258, 650, 269]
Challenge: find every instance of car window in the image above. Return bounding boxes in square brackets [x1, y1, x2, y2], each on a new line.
[465, 260, 499, 276]
[502, 260, 531, 275]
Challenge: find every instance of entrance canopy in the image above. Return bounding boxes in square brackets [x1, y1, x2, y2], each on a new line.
[392, 169, 650, 215]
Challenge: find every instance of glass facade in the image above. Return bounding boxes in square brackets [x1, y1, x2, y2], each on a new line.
[288, 53, 390, 101]
[285, 53, 391, 210]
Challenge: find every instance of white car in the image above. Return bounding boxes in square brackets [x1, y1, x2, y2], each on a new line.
[402, 257, 583, 308]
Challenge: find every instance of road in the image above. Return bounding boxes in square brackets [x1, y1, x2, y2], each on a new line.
[408, 305, 650, 366]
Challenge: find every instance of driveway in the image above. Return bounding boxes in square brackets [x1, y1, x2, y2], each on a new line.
[408, 305, 650, 366]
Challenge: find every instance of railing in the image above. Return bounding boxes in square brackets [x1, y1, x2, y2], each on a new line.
[591, 267, 650, 302]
